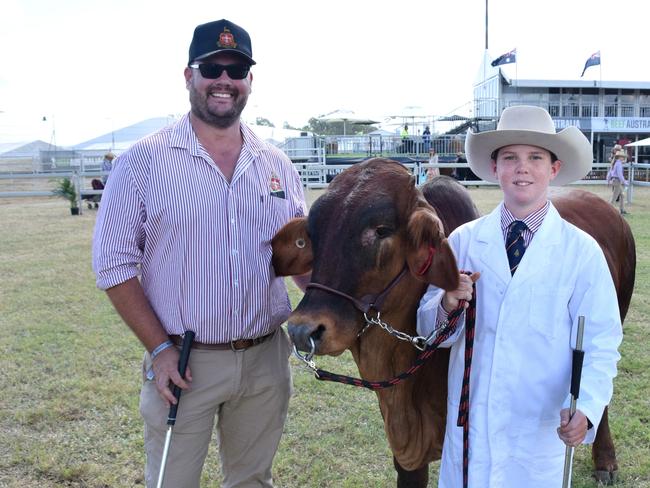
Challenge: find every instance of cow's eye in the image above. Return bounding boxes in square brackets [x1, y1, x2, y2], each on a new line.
[375, 225, 393, 238]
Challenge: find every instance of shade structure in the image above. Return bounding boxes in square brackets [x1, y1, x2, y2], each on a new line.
[388, 105, 431, 120]
[317, 109, 379, 135]
[625, 137, 650, 147]
[386, 105, 432, 136]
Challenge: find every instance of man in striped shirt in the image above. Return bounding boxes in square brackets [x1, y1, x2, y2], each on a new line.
[92, 19, 307, 488]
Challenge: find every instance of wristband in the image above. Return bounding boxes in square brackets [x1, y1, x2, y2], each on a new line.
[151, 340, 174, 360]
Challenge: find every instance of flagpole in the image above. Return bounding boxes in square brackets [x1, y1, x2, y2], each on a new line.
[599, 52, 602, 87]
[485, 0, 488, 50]
[515, 53, 518, 96]
[484, 0, 488, 94]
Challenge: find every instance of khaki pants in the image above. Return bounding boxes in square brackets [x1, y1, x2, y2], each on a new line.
[611, 179, 625, 212]
[140, 328, 293, 488]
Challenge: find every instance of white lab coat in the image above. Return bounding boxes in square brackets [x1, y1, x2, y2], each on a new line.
[417, 202, 622, 488]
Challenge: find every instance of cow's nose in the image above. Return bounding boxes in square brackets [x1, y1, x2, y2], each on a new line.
[288, 323, 325, 352]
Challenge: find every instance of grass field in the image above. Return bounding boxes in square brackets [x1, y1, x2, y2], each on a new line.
[1, 184, 649, 487]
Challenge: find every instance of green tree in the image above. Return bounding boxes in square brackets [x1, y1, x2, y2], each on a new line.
[303, 118, 334, 135]
[255, 117, 275, 127]
[301, 117, 377, 135]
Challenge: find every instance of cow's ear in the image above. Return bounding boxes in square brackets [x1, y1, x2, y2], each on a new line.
[272, 217, 313, 276]
[406, 208, 460, 291]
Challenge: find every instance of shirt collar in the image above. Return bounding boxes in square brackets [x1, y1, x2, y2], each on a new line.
[168, 113, 268, 161]
[500, 200, 550, 235]
[169, 113, 195, 151]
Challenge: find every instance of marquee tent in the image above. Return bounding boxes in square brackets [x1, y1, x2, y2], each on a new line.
[625, 137, 650, 147]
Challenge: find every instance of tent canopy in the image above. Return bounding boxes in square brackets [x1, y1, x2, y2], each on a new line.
[625, 137, 650, 147]
[317, 109, 379, 135]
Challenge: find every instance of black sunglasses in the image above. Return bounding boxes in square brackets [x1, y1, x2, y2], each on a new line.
[189, 63, 250, 80]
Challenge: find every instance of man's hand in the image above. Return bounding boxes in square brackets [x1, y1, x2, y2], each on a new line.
[557, 408, 588, 447]
[152, 347, 193, 407]
[442, 272, 480, 312]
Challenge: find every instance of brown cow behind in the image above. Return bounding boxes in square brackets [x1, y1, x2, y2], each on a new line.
[272, 158, 634, 486]
[550, 188, 635, 484]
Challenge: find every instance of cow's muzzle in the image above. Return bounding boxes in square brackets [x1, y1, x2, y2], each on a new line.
[287, 323, 325, 353]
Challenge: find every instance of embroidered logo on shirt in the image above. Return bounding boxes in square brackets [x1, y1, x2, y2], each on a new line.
[270, 172, 285, 199]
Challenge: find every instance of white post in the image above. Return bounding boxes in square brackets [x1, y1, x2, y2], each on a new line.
[74, 171, 82, 214]
[628, 145, 637, 204]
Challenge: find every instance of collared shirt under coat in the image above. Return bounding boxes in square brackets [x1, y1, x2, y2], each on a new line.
[92, 114, 306, 343]
[417, 201, 622, 488]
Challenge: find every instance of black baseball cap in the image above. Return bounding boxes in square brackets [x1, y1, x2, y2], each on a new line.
[188, 19, 256, 66]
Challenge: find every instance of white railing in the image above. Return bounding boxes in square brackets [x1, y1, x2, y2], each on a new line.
[281, 146, 326, 164]
[0, 171, 108, 212]
[3, 164, 650, 202]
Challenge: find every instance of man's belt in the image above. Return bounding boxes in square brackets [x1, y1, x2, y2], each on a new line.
[169, 330, 275, 352]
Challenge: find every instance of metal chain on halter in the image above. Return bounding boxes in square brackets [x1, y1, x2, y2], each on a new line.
[358, 311, 435, 351]
[302, 291, 474, 393]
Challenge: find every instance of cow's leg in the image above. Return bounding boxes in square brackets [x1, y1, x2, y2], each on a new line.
[592, 406, 619, 485]
[393, 457, 429, 488]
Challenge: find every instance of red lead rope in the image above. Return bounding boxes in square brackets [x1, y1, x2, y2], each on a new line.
[458, 283, 476, 488]
[313, 281, 477, 488]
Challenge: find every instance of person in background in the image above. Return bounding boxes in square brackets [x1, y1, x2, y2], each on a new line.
[101, 152, 115, 185]
[452, 151, 465, 180]
[425, 147, 440, 182]
[607, 144, 628, 214]
[93, 19, 307, 488]
[417, 105, 622, 487]
[400, 124, 412, 153]
[422, 125, 431, 153]
[617, 136, 632, 160]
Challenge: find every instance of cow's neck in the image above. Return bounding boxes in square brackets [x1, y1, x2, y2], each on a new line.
[352, 276, 427, 379]
[350, 277, 446, 470]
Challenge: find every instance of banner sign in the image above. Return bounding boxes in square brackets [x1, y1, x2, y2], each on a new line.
[554, 118, 591, 130]
[591, 118, 650, 133]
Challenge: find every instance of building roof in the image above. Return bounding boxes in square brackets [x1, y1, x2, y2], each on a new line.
[73, 116, 310, 153]
[503, 79, 650, 90]
[0, 140, 64, 158]
[74, 117, 176, 150]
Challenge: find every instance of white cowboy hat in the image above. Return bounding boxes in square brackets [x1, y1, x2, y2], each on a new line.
[465, 105, 592, 186]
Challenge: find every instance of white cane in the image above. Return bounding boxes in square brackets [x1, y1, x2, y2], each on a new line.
[156, 331, 195, 488]
[562, 316, 585, 488]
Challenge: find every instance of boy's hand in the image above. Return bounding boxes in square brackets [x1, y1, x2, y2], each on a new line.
[557, 408, 588, 447]
[442, 272, 480, 312]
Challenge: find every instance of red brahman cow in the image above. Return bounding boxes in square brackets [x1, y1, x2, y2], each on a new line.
[272, 158, 634, 486]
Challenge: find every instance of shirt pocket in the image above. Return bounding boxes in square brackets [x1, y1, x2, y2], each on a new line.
[528, 286, 572, 340]
[252, 193, 291, 241]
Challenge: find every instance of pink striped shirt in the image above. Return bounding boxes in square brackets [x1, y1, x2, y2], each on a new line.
[500, 201, 550, 247]
[92, 114, 306, 343]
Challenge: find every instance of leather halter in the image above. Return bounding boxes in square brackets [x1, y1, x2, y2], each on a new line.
[305, 266, 409, 314]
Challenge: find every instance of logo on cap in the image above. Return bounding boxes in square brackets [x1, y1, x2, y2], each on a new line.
[218, 28, 237, 49]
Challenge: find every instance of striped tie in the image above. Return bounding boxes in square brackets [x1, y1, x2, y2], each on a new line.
[506, 220, 527, 275]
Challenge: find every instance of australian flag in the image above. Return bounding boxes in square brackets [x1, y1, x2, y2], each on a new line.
[491, 49, 517, 67]
[581, 51, 601, 77]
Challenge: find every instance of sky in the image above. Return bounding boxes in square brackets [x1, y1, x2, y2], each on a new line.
[1, 0, 648, 146]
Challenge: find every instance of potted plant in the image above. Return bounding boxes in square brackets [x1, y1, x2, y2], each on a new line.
[53, 177, 80, 215]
